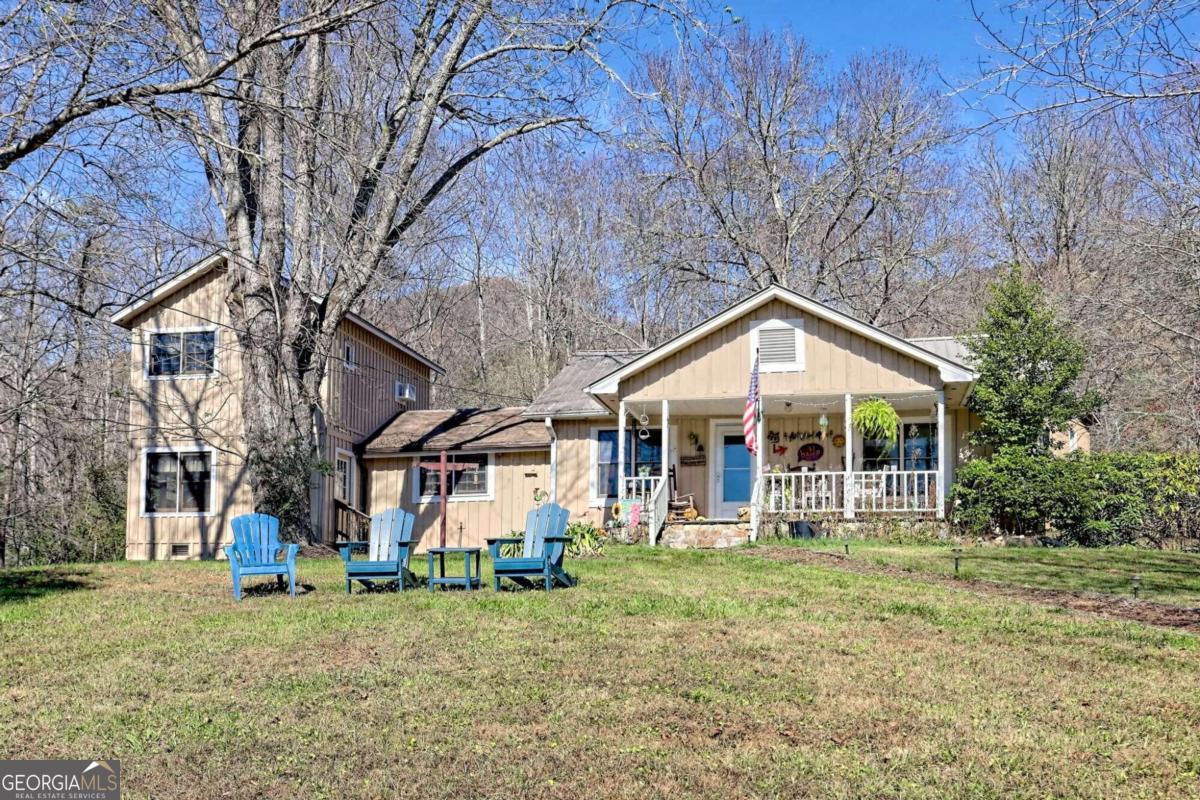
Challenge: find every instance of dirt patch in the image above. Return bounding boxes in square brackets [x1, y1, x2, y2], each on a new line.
[749, 546, 1200, 632]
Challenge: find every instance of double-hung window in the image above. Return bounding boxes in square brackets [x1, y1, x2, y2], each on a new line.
[415, 453, 492, 502]
[334, 450, 355, 506]
[144, 450, 213, 514]
[148, 329, 216, 377]
[593, 428, 663, 502]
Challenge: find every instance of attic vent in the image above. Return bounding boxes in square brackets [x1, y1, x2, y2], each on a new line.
[758, 326, 797, 364]
[171, 544, 190, 558]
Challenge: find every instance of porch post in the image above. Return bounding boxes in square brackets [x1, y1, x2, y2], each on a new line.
[936, 390, 946, 519]
[660, 399, 669, 489]
[617, 399, 626, 501]
[755, 400, 765, 484]
[844, 393, 854, 520]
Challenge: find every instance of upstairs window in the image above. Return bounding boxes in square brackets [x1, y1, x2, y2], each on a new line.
[149, 330, 216, 377]
[752, 319, 804, 372]
[343, 342, 357, 371]
[144, 450, 212, 514]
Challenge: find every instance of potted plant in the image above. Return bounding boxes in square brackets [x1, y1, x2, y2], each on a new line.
[852, 396, 900, 444]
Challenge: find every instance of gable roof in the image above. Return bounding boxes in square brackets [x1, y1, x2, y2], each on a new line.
[109, 254, 444, 375]
[908, 336, 974, 367]
[587, 284, 976, 396]
[523, 351, 644, 418]
[361, 407, 550, 455]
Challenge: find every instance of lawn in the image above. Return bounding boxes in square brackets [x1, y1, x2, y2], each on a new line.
[2, 547, 1199, 799]
[784, 540, 1200, 606]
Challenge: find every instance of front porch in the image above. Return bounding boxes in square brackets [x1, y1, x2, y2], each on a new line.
[614, 391, 953, 544]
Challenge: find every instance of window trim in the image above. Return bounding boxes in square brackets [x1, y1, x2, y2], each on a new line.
[139, 444, 217, 518]
[342, 341, 357, 372]
[588, 425, 664, 507]
[411, 452, 495, 504]
[334, 448, 356, 508]
[143, 326, 219, 381]
[855, 416, 939, 472]
[750, 318, 805, 373]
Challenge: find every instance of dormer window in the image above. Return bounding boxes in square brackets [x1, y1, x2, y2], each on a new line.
[148, 329, 216, 377]
[751, 319, 804, 373]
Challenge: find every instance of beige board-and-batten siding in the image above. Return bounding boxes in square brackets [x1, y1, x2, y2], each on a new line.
[620, 298, 941, 401]
[366, 449, 551, 551]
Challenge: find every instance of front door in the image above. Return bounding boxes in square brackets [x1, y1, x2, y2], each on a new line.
[713, 423, 752, 519]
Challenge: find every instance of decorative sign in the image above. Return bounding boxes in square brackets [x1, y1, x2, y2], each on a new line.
[832, 433, 846, 448]
[680, 455, 706, 466]
[773, 444, 788, 456]
[798, 443, 825, 462]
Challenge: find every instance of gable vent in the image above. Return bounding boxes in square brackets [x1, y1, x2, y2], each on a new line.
[758, 326, 797, 364]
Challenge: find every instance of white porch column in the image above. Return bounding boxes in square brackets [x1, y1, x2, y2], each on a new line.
[544, 417, 558, 504]
[660, 399, 670, 489]
[617, 399, 626, 501]
[844, 393, 854, 519]
[755, 401, 765, 483]
[936, 390, 946, 519]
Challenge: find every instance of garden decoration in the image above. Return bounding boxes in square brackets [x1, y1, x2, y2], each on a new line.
[832, 433, 846, 448]
[819, 413, 829, 440]
[852, 397, 901, 444]
[798, 443, 824, 462]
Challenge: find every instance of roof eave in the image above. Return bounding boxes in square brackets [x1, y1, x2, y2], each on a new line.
[109, 253, 226, 328]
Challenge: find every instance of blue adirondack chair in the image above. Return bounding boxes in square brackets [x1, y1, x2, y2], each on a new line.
[225, 514, 298, 601]
[486, 503, 574, 592]
[336, 507, 417, 593]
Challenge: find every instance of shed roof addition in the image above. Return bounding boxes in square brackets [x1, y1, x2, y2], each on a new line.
[362, 407, 551, 456]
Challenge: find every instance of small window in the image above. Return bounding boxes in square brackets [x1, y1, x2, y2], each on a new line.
[144, 450, 212, 514]
[149, 330, 216, 377]
[334, 451, 354, 505]
[752, 319, 804, 372]
[417, 453, 491, 500]
[343, 342, 356, 371]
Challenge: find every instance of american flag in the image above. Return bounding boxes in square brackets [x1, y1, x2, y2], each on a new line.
[743, 353, 760, 455]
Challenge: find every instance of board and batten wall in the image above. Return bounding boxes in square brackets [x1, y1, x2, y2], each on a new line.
[365, 450, 550, 551]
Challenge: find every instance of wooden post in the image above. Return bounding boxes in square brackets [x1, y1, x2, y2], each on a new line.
[936, 390, 946, 520]
[844, 393, 854, 520]
[660, 399, 669, 490]
[438, 449, 448, 547]
[617, 399, 627, 501]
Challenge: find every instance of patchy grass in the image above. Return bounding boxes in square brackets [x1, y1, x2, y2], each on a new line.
[1, 548, 1199, 799]
[781, 540, 1200, 606]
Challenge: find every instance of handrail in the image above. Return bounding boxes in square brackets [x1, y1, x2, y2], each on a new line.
[334, 499, 371, 541]
[648, 477, 669, 546]
[749, 476, 763, 541]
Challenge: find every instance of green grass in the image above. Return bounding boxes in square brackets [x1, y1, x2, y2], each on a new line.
[785, 540, 1200, 606]
[2, 548, 1199, 799]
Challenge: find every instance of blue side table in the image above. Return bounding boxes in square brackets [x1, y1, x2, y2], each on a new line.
[426, 547, 482, 592]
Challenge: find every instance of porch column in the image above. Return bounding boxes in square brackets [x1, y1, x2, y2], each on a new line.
[660, 399, 669, 490]
[844, 393, 854, 520]
[755, 400, 765, 484]
[617, 399, 626, 501]
[936, 390, 946, 519]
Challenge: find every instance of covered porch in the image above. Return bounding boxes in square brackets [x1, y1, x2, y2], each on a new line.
[614, 390, 953, 544]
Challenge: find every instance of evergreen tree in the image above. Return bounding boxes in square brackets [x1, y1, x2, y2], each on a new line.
[966, 267, 1102, 452]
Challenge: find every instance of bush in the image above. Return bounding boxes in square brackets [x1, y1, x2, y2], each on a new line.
[566, 520, 605, 558]
[952, 449, 1200, 547]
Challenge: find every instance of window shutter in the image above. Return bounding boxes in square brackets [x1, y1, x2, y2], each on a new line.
[758, 326, 797, 365]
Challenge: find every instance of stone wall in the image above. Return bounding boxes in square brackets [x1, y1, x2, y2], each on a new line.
[660, 523, 750, 549]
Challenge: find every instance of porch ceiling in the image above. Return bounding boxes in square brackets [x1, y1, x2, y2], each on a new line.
[636, 389, 957, 418]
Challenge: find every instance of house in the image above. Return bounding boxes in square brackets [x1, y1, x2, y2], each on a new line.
[360, 284, 997, 548]
[111, 255, 444, 559]
[115, 264, 1079, 558]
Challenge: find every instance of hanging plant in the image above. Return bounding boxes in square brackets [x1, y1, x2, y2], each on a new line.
[852, 397, 901, 444]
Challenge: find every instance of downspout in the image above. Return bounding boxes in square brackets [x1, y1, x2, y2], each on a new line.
[545, 417, 558, 504]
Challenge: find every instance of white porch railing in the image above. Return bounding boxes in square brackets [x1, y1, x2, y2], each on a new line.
[648, 477, 669, 546]
[622, 476, 662, 509]
[752, 469, 939, 519]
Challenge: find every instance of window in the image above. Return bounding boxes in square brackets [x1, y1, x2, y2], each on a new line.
[592, 428, 663, 502]
[751, 319, 804, 372]
[415, 453, 492, 502]
[859, 423, 938, 471]
[144, 450, 212, 514]
[334, 450, 355, 505]
[343, 342, 356, 371]
[148, 330, 216, 377]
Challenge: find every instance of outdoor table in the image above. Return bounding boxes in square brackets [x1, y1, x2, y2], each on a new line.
[426, 547, 482, 592]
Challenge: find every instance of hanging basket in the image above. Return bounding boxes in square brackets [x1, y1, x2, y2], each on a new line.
[851, 397, 901, 444]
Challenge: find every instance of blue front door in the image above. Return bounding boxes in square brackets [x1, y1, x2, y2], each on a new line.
[715, 426, 751, 518]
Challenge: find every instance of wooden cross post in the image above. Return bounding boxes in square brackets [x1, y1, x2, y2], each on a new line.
[416, 450, 472, 548]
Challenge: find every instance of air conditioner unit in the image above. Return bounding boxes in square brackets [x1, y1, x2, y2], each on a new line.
[394, 380, 417, 403]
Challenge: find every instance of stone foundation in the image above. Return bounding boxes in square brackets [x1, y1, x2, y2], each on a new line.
[660, 522, 750, 549]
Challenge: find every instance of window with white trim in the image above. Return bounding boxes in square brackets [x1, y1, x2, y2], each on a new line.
[343, 341, 356, 371]
[334, 451, 355, 505]
[144, 450, 212, 514]
[416, 453, 491, 501]
[148, 330, 216, 377]
[593, 428, 663, 501]
[751, 319, 804, 372]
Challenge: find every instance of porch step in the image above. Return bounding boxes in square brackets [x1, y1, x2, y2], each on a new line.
[659, 522, 750, 550]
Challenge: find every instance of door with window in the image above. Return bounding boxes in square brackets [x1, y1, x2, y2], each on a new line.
[713, 423, 752, 519]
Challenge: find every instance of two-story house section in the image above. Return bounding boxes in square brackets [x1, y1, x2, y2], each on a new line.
[110, 255, 443, 560]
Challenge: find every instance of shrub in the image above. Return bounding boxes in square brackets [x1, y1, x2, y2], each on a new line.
[566, 520, 605, 558]
[952, 449, 1200, 547]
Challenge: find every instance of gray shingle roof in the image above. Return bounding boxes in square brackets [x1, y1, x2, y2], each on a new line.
[908, 336, 975, 367]
[362, 407, 550, 454]
[523, 350, 644, 418]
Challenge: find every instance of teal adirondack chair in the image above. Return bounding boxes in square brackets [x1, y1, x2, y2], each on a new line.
[336, 508, 417, 593]
[226, 514, 298, 601]
[486, 503, 574, 592]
